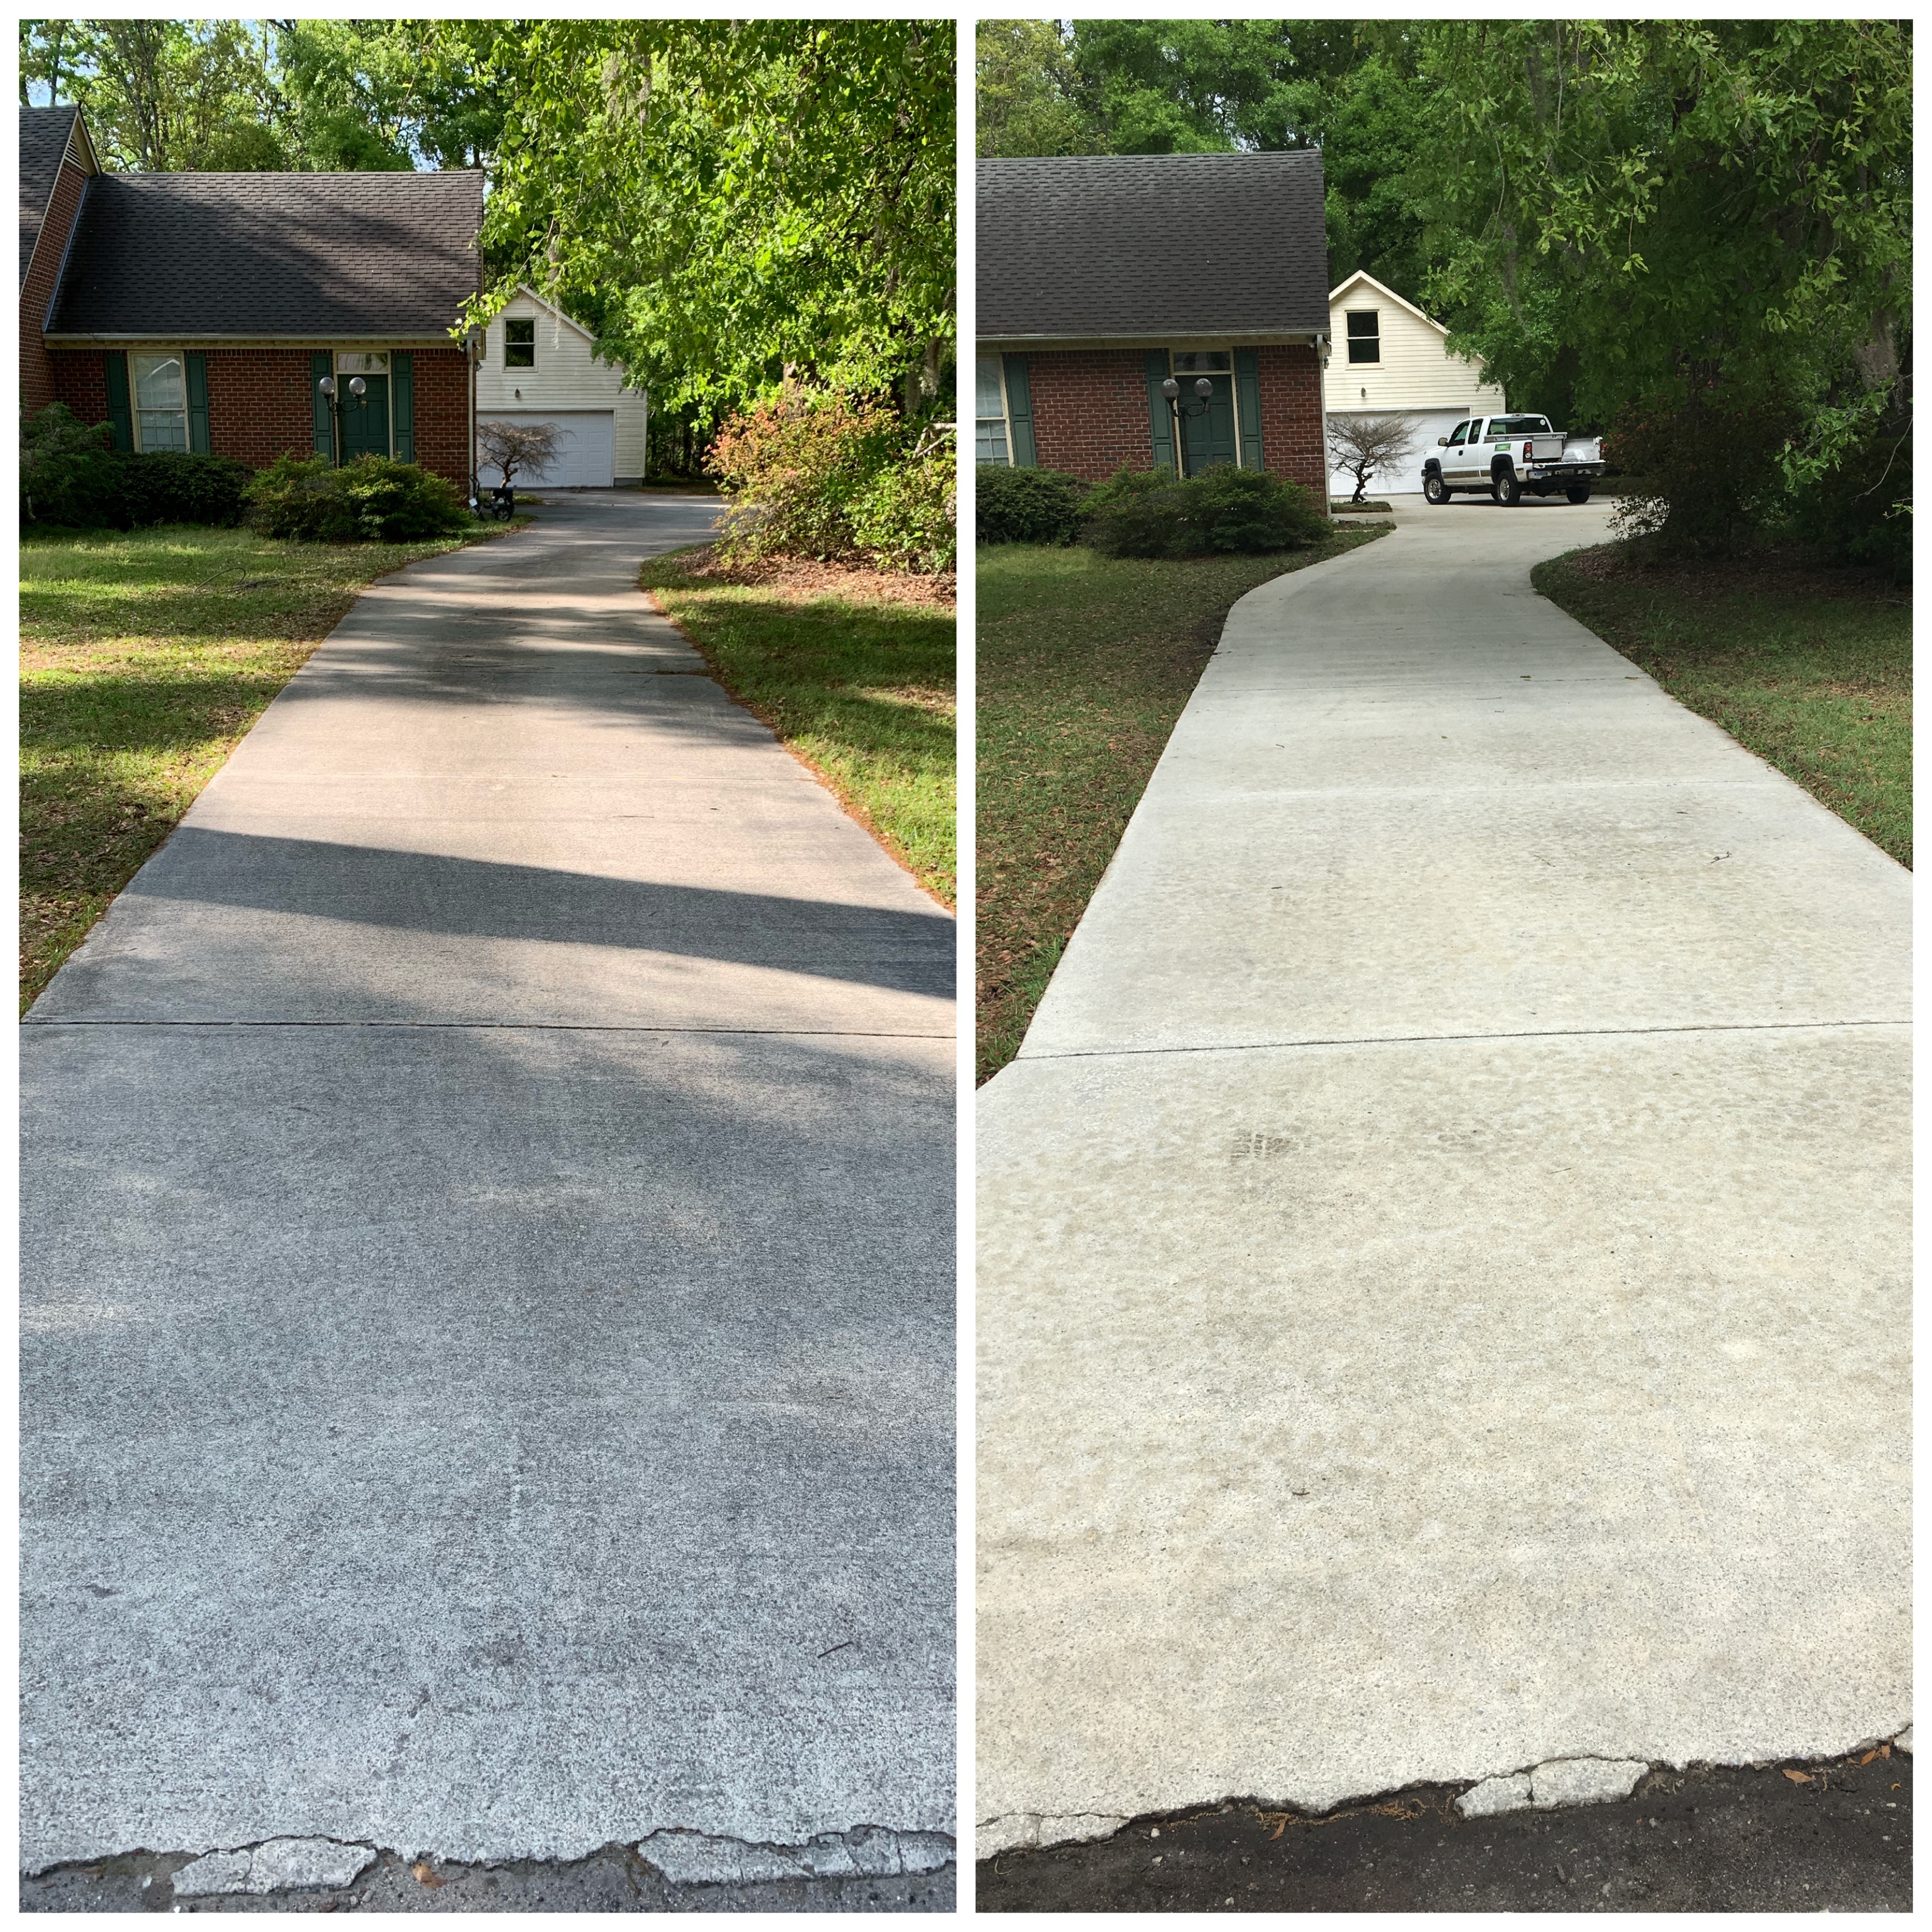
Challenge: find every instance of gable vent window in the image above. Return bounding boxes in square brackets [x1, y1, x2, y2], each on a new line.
[132, 351, 188, 451]
[505, 319, 536, 368]
[1346, 311, 1380, 364]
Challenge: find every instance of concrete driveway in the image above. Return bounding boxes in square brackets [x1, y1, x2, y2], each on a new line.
[22, 494, 957, 1889]
[977, 496, 1909, 1856]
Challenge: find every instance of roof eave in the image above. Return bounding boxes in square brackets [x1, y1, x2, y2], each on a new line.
[44, 330, 465, 345]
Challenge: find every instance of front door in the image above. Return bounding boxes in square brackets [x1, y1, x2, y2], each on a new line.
[1181, 375, 1238, 474]
[340, 375, 391, 460]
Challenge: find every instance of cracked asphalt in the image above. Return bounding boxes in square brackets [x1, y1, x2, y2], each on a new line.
[977, 1752, 1909, 1911]
[21, 493, 955, 1877]
[23, 1846, 956, 1912]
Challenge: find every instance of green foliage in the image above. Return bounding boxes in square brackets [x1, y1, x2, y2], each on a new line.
[460, 20, 954, 418]
[21, 407, 248, 528]
[1075, 465, 1179, 517]
[1084, 467, 1330, 559]
[1602, 393, 1791, 554]
[709, 387, 953, 574]
[975, 466, 1085, 546]
[244, 454, 467, 544]
[21, 20, 507, 173]
[977, 20, 1097, 158]
[1784, 433, 1913, 584]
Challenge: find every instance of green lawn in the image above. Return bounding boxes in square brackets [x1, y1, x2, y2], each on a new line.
[1534, 543, 1910, 868]
[21, 518, 522, 1009]
[977, 530, 1389, 1083]
[640, 552, 955, 906]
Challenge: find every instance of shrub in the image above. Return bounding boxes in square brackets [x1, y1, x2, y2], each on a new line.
[21, 404, 248, 529]
[975, 465, 1084, 545]
[244, 453, 468, 543]
[1602, 388, 1788, 554]
[708, 383, 955, 573]
[1083, 465, 1330, 558]
[1784, 429, 1912, 583]
[850, 434, 957, 573]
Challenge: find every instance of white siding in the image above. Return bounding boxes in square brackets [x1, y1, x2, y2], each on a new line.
[476, 288, 648, 482]
[1329, 275, 1505, 416]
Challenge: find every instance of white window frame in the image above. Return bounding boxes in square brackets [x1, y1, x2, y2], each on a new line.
[334, 349, 394, 454]
[129, 347, 190, 453]
[1345, 310, 1381, 365]
[1168, 346, 1242, 467]
[975, 353, 1012, 467]
[503, 317, 537, 370]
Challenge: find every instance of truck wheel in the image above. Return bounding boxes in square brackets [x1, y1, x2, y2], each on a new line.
[1566, 486, 1592, 505]
[1493, 470, 1523, 506]
[1423, 471, 1450, 505]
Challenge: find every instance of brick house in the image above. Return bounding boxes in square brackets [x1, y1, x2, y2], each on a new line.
[21, 104, 482, 489]
[977, 151, 1333, 498]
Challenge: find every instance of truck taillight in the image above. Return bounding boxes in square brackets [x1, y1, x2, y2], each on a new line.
[1523, 439, 1532, 458]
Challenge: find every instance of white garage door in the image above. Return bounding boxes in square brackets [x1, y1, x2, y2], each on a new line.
[481, 411, 615, 489]
[1328, 407, 1470, 500]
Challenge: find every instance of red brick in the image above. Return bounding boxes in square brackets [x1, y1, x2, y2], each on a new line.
[49, 344, 472, 486]
[1012, 344, 1328, 495]
[21, 151, 90, 418]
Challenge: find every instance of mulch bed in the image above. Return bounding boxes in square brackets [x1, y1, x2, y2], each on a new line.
[671, 544, 955, 608]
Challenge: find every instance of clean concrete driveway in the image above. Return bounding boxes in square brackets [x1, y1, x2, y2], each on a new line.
[978, 496, 1909, 1856]
[22, 494, 956, 1877]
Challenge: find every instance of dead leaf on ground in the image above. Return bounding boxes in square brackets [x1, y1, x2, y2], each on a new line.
[412, 1862, 447, 1888]
[1782, 1770, 1812, 1785]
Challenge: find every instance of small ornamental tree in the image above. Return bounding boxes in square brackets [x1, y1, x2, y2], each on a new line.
[1326, 412, 1422, 504]
[476, 418, 559, 489]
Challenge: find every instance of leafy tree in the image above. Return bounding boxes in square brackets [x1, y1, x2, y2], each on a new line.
[977, 19, 1099, 158]
[462, 20, 954, 420]
[1408, 19, 1911, 462]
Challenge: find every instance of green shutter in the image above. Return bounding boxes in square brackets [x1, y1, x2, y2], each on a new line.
[1145, 351, 1176, 472]
[311, 351, 335, 460]
[1233, 348, 1264, 471]
[390, 351, 414, 462]
[103, 350, 132, 451]
[185, 350, 210, 454]
[1001, 354, 1036, 468]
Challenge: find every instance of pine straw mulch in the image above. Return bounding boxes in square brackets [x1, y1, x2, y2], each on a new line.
[1556, 535, 1909, 605]
[668, 544, 955, 609]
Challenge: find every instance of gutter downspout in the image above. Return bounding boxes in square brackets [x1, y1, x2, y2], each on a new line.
[1316, 330, 1334, 516]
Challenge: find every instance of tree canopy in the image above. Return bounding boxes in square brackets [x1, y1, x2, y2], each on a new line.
[460, 19, 954, 418]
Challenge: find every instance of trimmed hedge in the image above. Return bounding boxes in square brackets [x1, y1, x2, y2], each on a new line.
[21, 404, 248, 529]
[1082, 465, 1330, 558]
[976, 465, 1085, 545]
[244, 453, 469, 543]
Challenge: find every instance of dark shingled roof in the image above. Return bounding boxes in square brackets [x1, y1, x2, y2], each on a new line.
[46, 170, 484, 337]
[979, 151, 1329, 340]
[21, 104, 83, 289]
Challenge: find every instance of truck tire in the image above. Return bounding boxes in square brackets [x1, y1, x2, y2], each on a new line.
[1566, 485, 1592, 504]
[1493, 468, 1523, 506]
[1423, 471, 1450, 505]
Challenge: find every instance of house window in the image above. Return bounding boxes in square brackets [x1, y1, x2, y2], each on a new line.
[132, 350, 187, 451]
[975, 354, 1010, 465]
[505, 319, 535, 368]
[336, 350, 389, 376]
[1170, 350, 1231, 374]
[1346, 311, 1380, 364]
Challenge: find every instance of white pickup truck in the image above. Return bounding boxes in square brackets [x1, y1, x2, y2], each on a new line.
[1421, 414, 1604, 506]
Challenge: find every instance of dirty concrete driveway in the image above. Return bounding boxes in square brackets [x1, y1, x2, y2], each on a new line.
[21, 493, 957, 1894]
[976, 495, 1909, 1858]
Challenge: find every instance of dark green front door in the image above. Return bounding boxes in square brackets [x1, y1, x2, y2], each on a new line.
[1181, 375, 1238, 474]
[340, 375, 390, 460]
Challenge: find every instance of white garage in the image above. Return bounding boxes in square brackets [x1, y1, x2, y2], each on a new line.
[473, 285, 649, 487]
[479, 409, 616, 489]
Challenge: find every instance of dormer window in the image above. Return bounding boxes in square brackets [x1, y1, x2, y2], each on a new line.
[505, 318, 535, 368]
[1346, 311, 1380, 364]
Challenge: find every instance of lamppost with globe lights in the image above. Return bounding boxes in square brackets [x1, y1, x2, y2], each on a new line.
[1161, 374, 1216, 479]
[316, 371, 368, 466]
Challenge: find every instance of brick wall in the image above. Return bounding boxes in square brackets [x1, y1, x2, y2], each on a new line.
[1024, 350, 1158, 482]
[1253, 344, 1327, 495]
[50, 343, 473, 485]
[1017, 343, 1329, 494]
[21, 154, 90, 417]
